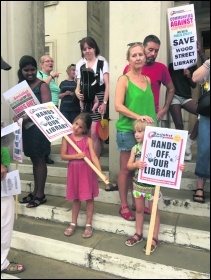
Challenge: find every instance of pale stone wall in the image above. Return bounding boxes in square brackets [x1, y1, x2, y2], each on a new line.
[44, 1, 87, 84]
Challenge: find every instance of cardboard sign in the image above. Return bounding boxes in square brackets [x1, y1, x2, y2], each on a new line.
[138, 126, 188, 189]
[1, 170, 21, 197]
[24, 102, 73, 142]
[167, 4, 197, 70]
[3, 80, 40, 118]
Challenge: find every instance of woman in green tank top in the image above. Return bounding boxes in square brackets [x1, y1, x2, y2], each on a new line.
[115, 43, 157, 221]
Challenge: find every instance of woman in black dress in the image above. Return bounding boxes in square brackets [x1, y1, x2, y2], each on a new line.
[14, 55, 51, 207]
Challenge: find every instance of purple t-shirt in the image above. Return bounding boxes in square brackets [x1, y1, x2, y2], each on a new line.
[123, 62, 172, 112]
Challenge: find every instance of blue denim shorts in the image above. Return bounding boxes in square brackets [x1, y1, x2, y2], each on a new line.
[195, 115, 210, 179]
[116, 131, 136, 151]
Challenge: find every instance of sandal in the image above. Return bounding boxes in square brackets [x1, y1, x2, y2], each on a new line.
[105, 182, 118, 191]
[125, 233, 143, 246]
[82, 224, 93, 238]
[193, 188, 205, 203]
[119, 205, 135, 221]
[19, 193, 34, 204]
[144, 207, 150, 215]
[2, 262, 25, 274]
[26, 195, 47, 208]
[64, 223, 76, 236]
[143, 237, 159, 253]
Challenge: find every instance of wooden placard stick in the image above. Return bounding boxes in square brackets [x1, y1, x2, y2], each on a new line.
[15, 162, 19, 219]
[64, 135, 110, 185]
[145, 185, 160, 255]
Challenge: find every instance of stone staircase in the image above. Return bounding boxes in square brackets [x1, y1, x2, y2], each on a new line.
[3, 140, 210, 279]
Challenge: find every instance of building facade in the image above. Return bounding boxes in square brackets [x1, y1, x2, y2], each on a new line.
[1, 1, 210, 179]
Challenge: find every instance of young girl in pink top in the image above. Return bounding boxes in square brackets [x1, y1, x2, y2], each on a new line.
[61, 112, 107, 238]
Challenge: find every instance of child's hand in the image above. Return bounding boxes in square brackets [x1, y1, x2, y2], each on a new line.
[136, 161, 147, 169]
[180, 164, 185, 171]
[103, 175, 109, 184]
[76, 152, 86, 159]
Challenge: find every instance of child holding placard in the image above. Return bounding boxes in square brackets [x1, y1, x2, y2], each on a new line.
[61, 112, 107, 238]
[125, 120, 185, 253]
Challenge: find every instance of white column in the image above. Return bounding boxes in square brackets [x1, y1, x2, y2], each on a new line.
[1, 1, 45, 125]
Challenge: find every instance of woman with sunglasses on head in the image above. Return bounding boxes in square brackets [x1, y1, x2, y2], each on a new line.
[115, 43, 157, 221]
[37, 55, 61, 164]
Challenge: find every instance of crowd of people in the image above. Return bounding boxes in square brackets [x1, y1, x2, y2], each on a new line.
[1, 33, 210, 274]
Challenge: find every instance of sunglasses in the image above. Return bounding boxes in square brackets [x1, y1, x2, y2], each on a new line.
[127, 42, 143, 47]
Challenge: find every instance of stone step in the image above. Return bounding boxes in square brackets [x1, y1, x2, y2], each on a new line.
[16, 192, 210, 250]
[9, 161, 109, 181]
[18, 175, 210, 217]
[10, 215, 210, 279]
[2, 248, 123, 279]
[10, 161, 210, 194]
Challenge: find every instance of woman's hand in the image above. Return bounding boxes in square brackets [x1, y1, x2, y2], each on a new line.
[138, 115, 154, 123]
[13, 114, 28, 123]
[76, 91, 84, 101]
[50, 71, 61, 78]
[98, 103, 106, 115]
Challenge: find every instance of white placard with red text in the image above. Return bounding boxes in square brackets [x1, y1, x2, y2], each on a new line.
[138, 126, 188, 189]
[167, 4, 197, 70]
[24, 102, 73, 142]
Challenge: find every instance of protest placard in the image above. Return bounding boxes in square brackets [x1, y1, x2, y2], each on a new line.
[167, 4, 197, 70]
[1, 170, 21, 197]
[24, 102, 109, 185]
[1, 122, 19, 137]
[3, 80, 40, 118]
[139, 126, 188, 255]
[13, 118, 23, 163]
[138, 126, 188, 189]
[24, 102, 73, 142]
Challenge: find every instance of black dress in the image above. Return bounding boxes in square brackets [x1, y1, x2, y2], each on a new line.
[22, 81, 50, 158]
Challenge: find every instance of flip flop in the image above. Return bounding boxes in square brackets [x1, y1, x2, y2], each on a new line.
[105, 182, 118, 191]
[2, 262, 25, 274]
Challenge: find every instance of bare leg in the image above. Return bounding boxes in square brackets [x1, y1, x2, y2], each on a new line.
[82, 199, 94, 238]
[91, 121, 102, 158]
[148, 200, 160, 242]
[72, 199, 81, 225]
[135, 197, 145, 235]
[169, 104, 184, 130]
[118, 151, 135, 219]
[92, 97, 99, 113]
[85, 198, 94, 225]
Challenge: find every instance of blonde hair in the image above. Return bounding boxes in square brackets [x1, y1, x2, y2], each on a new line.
[39, 55, 53, 67]
[66, 64, 76, 73]
[126, 42, 144, 60]
[133, 119, 155, 131]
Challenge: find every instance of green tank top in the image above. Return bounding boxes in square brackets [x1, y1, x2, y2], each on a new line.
[116, 75, 157, 131]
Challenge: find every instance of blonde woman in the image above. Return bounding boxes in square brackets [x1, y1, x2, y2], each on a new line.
[37, 55, 60, 108]
[37, 55, 61, 164]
